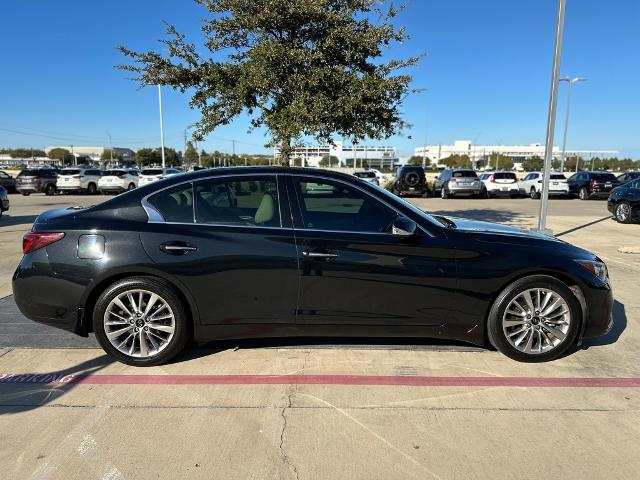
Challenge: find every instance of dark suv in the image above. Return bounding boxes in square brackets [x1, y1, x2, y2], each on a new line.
[567, 171, 621, 200]
[15, 169, 58, 196]
[390, 166, 428, 197]
[432, 169, 483, 198]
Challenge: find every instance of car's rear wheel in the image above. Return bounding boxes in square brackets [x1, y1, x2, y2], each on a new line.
[87, 183, 97, 195]
[530, 187, 540, 199]
[615, 201, 634, 223]
[487, 275, 580, 362]
[93, 277, 190, 366]
[441, 186, 449, 199]
[21, 191, 30, 196]
[45, 184, 56, 196]
[127, 183, 136, 191]
[579, 187, 589, 200]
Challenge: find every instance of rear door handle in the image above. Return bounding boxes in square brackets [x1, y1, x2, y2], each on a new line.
[303, 250, 339, 259]
[159, 241, 198, 255]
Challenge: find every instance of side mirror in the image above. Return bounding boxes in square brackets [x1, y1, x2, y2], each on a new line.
[391, 217, 417, 237]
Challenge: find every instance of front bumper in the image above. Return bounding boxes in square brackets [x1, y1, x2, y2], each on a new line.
[581, 279, 614, 338]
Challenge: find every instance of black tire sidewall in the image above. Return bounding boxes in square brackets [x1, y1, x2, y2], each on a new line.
[93, 277, 190, 366]
[486, 275, 581, 362]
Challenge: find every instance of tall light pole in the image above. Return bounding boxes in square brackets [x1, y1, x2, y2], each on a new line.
[537, 0, 566, 234]
[106, 131, 113, 168]
[158, 85, 166, 168]
[559, 76, 587, 172]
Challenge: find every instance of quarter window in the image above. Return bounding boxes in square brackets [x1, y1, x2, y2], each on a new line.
[295, 179, 397, 233]
[194, 177, 280, 227]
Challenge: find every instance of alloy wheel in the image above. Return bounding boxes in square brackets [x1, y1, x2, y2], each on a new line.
[502, 288, 571, 355]
[616, 202, 631, 222]
[103, 289, 176, 358]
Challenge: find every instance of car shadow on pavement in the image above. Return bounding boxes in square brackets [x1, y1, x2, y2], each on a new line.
[0, 214, 38, 228]
[554, 215, 614, 238]
[430, 208, 533, 227]
[578, 299, 627, 349]
[0, 355, 113, 415]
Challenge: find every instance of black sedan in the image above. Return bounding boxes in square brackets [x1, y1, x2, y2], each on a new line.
[608, 178, 640, 223]
[13, 167, 613, 366]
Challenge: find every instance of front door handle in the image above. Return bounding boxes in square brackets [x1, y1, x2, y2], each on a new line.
[159, 241, 198, 255]
[303, 249, 339, 260]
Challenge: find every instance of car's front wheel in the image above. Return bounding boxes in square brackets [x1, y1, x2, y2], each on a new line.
[487, 275, 580, 362]
[615, 201, 634, 223]
[93, 277, 190, 366]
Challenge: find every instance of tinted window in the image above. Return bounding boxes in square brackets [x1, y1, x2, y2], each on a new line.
[592, 173, 617, 182]
[148, 184, 194, 223]
[296, 179, 396, 233]
[493, 172, 516, 179]
[61, 169, 81, 175]
[19, 170, 40, 176]
[550, 174, 566, 180]
[195, 177, 280, 227]
[354, 171, 376, 178]
[103, 170, 125, 176]
[452, 170, 478, 178]
[142, 169, 164, 175]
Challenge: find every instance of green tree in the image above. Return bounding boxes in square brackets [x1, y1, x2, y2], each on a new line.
[184, 141, 198, 165]
[47, 148, 70, 162]
[8, 148, 46, 158]
[407, 155, 429, 166]
[100, 149, 124, 162]
[440, 154, 471, 169]
[118, 0, 421, 166]
[135, 147, 180, 166]
[522, 155, 544, 172]
[319, 155, 339, 168]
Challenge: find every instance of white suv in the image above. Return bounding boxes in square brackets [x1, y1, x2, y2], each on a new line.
[480, 171, 521, 197]
[519, 172, 569, 199]
[98, 169, 139, 194]
[139, 168, 181, 186]
[56, 167, 102, 194]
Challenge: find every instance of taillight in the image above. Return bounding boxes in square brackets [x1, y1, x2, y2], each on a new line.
[591, 179, 598, 186]
[23, 232, 65, 254]
[450, 178, 458, 183]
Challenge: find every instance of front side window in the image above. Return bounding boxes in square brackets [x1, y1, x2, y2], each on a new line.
[147, 184, 194, 223]
[194, 176, 280, 227]
[295, 179, 396, 233]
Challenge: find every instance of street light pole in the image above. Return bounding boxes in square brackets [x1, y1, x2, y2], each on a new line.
[158, 85, 166, 168]
[559, 76, 587, 172]
[537, 0, 566, 234]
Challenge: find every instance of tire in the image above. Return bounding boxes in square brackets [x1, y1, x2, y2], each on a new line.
[530, 187, 540, 200]
[615, 201, 634, 224]
[44, 184, 56, 196]
[405, 172, 419, 188]
[487, 275, 581, 362]
[441, 186, 449, 199]
[93, 276, 191, 366]
[87, 183, 97, 195]
[127, 183, 136, 191]
[579, 187, 589, 201]
[21, 191, 30, 196]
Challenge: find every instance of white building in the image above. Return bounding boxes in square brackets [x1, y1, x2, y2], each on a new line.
[45, 146, 135, 163]
[274, 141, 397, 169]
[415, 140, 617, 170]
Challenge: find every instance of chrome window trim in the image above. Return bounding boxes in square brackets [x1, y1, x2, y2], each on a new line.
[142, 173, 283, 228]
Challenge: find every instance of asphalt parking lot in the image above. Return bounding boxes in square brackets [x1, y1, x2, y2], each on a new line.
[1, 192, 639, 479]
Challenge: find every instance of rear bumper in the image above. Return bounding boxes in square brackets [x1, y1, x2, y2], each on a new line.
[57, 185, 84, 191]
[16, 185, 41, 193]
[449, 187, 482, 195]
[99, 185, 126, 193]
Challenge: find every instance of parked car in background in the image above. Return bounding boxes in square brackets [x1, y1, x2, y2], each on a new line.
[139, 167, 182, 186]
[0, 185, 9, 218]
[0, 170, 17, 193]
[432, 169, 482, 198]
[568, 171, 622, 200]
[57, 167, 102, 194]
[390, 166, 428, 197]
[98, 169, 139, 194]
[13, 167, 614, 366]
[481, 171, 521, 198]
[616, 171, 640, 185]
[353, 169, 379, 185]
[15, 168, 58, 196]
[608, 178, 640, 224]
[519, 172, 569, 199]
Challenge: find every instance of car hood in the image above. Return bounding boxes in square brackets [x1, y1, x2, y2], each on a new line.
[447, 217, 558, 241]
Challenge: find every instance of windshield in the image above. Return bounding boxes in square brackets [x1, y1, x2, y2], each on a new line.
[103, 170, 126, 176]
[18, 170, 39, 176]
[493, 172, 516, 179]
[60, 169, 81, 175]
[550, 174, 566, 180]
[593, 173, 617, 181]
[141, 169, 164, 175]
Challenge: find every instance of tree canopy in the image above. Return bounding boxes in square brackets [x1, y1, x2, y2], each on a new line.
[319, 155, 340, 167]
[407, 155, 429, 166]
[100, 149, 124, 162]
[47, 148, 70, 162]
[135, 147, 180, 166]
[184, 141, 198, 165]
[118, 0, 421, 165]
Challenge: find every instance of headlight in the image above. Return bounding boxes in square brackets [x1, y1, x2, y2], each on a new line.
[575, 260, 608, 282]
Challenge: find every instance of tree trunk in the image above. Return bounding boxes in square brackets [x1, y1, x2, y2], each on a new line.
[280, 138, 291, 167]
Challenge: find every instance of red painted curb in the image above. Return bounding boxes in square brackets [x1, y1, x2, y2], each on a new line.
[1, 373, 640, 387]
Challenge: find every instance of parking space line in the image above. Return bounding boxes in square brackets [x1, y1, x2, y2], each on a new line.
[1, 373, 639, 387]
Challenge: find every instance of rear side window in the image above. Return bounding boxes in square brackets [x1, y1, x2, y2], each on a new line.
[452, 171, 478, 178]
[194, 177, 280, 227]
[148, 184, 194, 223]
[295, 179, 396, 233]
